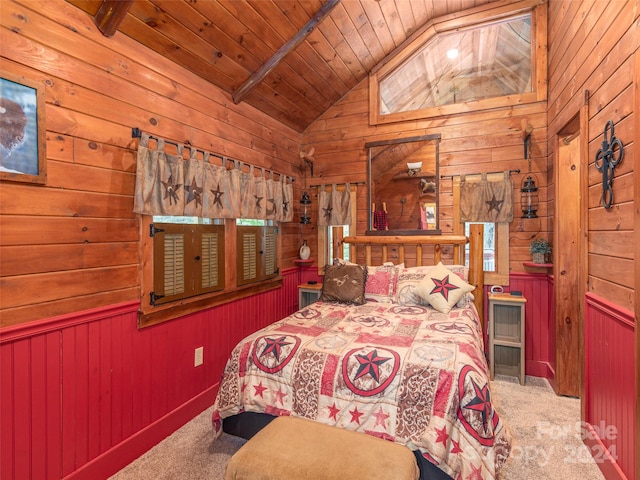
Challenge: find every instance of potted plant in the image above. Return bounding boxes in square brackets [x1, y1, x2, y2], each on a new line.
[530, 238, 551, 264]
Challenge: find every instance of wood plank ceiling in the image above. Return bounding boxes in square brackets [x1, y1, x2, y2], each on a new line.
[66, 0, 497, 132]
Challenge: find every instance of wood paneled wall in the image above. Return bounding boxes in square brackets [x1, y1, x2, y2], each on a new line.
[546, 1, 636, 479]
[303, 2, 636, 477]
[547, 0, 636, 313]
[302, 77, 548, 273]
[0, 0, 303, 327]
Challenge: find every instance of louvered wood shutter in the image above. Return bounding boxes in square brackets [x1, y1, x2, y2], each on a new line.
[201, 231, 221, 288]
[163, 232, 185, 296]
[264, 226, 277, 276]
[152, 223, 224, 305]
[237, 225, 279, 286]
[239, 229, 258, 284]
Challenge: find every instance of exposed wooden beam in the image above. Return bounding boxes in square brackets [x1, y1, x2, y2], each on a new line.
[94, 0, 134, 37]
[232, 0, 341, 105]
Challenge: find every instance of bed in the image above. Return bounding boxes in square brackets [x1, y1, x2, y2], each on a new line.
[212, 225, 511, 480]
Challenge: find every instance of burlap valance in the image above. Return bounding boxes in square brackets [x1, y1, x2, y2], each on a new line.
[460, 172, 514, 223]
[133, 132, 293, 222]
[317, 183, 352, 226]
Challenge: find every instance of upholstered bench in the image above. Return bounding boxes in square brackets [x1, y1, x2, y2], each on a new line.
[224, 415, 420, 480]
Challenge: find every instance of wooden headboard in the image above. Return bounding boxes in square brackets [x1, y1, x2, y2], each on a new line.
[343, 224, 485, 330]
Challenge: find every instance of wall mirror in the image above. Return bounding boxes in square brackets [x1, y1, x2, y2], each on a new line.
[366, 134, 441, 235]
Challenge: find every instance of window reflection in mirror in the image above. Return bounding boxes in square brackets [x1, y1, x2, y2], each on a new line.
[366, 134, 440, 234]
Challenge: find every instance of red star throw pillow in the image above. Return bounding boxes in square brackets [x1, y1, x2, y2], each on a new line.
[414, 262, 475, 313]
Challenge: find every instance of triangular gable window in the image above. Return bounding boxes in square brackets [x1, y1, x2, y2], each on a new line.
[370, 2, 546, 124]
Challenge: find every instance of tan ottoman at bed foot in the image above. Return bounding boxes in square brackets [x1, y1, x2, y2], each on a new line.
[224, 415, 420, 480]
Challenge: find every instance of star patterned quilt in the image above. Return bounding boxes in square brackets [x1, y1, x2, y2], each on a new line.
[212, 301, 511, 479]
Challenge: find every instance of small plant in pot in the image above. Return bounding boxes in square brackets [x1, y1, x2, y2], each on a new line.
[530, 238, 551, 264]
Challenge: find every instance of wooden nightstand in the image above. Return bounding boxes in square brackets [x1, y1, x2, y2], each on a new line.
[488, 293, 527, 385]
[298, 283, 322, 309]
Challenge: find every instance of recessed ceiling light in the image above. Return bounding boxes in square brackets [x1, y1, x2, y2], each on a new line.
[447, 48, 459, 59]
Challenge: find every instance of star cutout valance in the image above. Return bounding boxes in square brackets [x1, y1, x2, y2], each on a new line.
[459, 172, 514, 223]
[133, 131, 294, 222]
[317, 183, 352, 226]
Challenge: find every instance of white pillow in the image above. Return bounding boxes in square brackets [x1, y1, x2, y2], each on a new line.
[414, 263, 475, 314]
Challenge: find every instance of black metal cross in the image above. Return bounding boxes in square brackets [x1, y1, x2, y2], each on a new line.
[594, 120, 624, 209]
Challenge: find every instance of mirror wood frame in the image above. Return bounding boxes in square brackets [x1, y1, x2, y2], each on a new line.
[365, 134, 441, 235]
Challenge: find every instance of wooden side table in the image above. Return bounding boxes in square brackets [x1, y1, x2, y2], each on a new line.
[488, 293, 527, 385]
[298, 283, 322, 309]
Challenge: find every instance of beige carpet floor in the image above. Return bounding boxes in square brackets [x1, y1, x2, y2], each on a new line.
[110, 375, 605, 480]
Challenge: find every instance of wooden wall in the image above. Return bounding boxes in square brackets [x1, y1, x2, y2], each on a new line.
[0, 0, 303, 328]
[302, 72, 548, 272]
[547, 0, 636, 313]
[546, 1, 636, 479]
[303, 1, 637, 478]
[0, 0, 636, 478]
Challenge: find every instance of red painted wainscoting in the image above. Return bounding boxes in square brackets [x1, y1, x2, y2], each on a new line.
[484, 272, 555, 380]
[584, 293, 635, 480]
[0, 268, 301, 480]
[508, 272, 555, 379]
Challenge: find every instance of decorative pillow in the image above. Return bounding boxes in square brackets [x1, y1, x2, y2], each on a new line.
[456, 292, 475, 308]
[414, 263, 475, 314]
[364, 265, 398, 303]
[394, 270, 431, 306]
[320, 264, 367, 304]
[332, 259, 400, 303]
[401, 265, 435, 274]
[447, 264, 469, 282]
[333, 258, 355, 266]
[403, 264, 469, 281]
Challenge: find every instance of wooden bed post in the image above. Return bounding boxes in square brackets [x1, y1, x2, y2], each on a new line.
[468, 224, 485, 332]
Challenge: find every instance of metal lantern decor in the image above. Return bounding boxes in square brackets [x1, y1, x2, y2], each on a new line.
[300, 191, 311, 224]
[520, 175, 539, 218]
[520, 124, 539, 218]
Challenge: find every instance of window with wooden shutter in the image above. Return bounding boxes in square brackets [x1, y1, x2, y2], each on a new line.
[152, 223, 224, 305]
[163, 233, 185, 296]
[239, 229, 258, 283]
[237, 225, 279, 286]
[264, 227, 277, 276]
[201, 232, 220, 288]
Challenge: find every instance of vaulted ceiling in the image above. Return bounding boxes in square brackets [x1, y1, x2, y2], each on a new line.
[66, 0, 499, 132]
